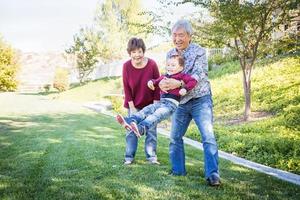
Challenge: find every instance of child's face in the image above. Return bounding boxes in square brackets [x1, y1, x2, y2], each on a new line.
[166, 58, 183, 75]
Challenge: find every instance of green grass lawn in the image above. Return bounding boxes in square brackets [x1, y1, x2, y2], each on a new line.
[0, 93, 300, 200]
[48, 77, 123, 103]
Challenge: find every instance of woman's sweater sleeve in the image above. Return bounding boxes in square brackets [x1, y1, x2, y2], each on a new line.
[122, 64, 133, 103]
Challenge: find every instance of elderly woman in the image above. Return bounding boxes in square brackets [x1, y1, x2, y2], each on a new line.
[159, 19, 221, 186]
[121, 37, 160, 165]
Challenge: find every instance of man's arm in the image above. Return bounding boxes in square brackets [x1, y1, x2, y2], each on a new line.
[190, 52, 208, 83]
[158, 77, 181, 92]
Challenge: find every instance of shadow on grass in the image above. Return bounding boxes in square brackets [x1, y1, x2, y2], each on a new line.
[0, 113, 299, 199]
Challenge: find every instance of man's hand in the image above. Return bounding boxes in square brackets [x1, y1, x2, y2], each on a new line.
[147, 80, 155, 90]
[179, 88, 187, 96]
[158, 77, 181, 93]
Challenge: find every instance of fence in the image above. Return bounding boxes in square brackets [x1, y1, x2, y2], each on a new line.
[206, 47, 231, 58]
[69, 48, 231, 83]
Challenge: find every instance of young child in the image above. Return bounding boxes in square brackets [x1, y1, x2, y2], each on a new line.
[116, 55, 197, 138]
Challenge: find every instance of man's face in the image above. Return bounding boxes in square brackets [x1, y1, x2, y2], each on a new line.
[166, 58, 183, 75]
[172, 27, 191, 51]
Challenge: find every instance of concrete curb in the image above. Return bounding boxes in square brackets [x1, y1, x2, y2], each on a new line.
[83, 102, 300, 186]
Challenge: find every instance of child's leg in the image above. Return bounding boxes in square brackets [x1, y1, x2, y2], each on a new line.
[141, 105, 175, 129]
[116, 114, 132, 131]
[130, 103, 160, 123]
[136, 100, 177, 135]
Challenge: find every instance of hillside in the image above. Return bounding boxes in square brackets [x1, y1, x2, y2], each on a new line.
[189, 55, 300, 174]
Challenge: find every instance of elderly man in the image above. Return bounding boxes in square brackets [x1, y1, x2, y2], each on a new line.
[159, 19, 221, 186]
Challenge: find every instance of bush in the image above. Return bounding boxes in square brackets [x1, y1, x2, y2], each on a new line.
[106, 95, 126, 116]
[0, 38, 18, 91]
[208, 53, 237, 70]
[261, 33, 300, 57]
[53, 68, 69, 92]
[283, 104, 300, 131]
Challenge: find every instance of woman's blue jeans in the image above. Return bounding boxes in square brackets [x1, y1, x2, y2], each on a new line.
[125, 109, 158, 162]
[169, 94, 219, 178]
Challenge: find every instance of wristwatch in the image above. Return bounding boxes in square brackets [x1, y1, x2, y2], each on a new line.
[180, 80, 184, 88]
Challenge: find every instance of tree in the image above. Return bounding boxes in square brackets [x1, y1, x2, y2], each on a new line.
[66, 0, 152, 83]
[66, 27, 103, 83]
[183, 0, 297, 120]
[0, 37, 19, 91]
[93, 0, 148, 59]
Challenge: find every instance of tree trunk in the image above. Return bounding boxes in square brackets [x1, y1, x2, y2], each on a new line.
[242, 62, 252, 121]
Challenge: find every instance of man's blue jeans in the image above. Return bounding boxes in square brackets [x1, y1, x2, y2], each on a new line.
[125, 108, 158, 162]
[169, 94, 219, 178]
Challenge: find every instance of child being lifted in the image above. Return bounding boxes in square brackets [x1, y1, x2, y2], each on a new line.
[116, 55, 198, 138]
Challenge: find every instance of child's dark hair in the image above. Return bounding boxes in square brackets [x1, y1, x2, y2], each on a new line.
[127, 38, 146, 54]
[170, 55, 185, 67]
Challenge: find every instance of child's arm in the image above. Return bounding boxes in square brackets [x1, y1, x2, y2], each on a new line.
[181, 74, 198, 91]
[151, 75, 165, 88]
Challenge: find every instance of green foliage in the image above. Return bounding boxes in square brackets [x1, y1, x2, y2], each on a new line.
[186, 0, 297, 119]
[252, 56, 300, 114]
[270, 33, 300, 56]
[283, 104, 300, 131]
[94, 0, 149, 59]
[0, 38, 18, 91]
[66, 28, 102, 83]
[106, 95, 126, 116]
[208, 60, 240, 79]
[196, 55, 300, 174]
[208, 53, 237, 70]
[211, 121, 300, 174]
[53, 68, 69, 92]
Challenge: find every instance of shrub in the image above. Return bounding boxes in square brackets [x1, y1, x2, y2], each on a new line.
[106, 95, 126, 116]
[0, 38, 18, 91]
[208, 53, 237, 70]
[53, 68, 69, 92]
[283, 104, 300, 131]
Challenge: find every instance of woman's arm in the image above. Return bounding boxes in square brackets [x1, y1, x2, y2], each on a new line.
[122, 65, 136, 111]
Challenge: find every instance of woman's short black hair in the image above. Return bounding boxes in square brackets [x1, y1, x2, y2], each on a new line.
[127, 37, 146, 54]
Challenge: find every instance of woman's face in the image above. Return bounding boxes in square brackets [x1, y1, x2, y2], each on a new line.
[130, 48, 144, 65]
[172, 27, 191, 51]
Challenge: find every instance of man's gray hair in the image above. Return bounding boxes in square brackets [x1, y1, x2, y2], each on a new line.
[171, 19, 193, 35]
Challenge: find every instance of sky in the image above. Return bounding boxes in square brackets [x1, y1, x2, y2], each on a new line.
[0, 0, 99, 52]
[0, 0, 200, 53]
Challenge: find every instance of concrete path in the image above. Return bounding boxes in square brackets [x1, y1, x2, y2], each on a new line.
[83, 102, 300, 186]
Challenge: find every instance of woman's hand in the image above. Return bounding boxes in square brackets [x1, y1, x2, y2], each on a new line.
[130, 107, 138, 115]
[128, 101, 137, 115]
[159, 77, 181, 92]
[147, 80, 155, 90]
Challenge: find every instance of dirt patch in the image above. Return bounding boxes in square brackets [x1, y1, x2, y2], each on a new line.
[221, 111, 274, 125]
